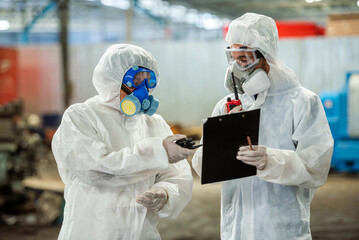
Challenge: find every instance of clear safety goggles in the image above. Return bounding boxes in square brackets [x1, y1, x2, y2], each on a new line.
[225, 47, 261, 71]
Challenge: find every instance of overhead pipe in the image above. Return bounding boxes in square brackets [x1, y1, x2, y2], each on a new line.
[20, 1, 57, 43]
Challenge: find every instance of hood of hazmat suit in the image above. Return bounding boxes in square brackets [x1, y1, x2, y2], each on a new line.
[52, 44, 193, 240]
[192, 13, 333, 240]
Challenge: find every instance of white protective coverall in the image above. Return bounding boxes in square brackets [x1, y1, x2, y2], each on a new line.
[192, 13, 333, 240]
[52, 44, 193, 240]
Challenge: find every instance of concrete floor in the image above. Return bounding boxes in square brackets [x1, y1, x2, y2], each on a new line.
[0, 172, 358, 240]
[158, 172, 359, 240]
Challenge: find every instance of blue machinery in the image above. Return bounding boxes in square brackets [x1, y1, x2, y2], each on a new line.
[320, 72, 359, 172]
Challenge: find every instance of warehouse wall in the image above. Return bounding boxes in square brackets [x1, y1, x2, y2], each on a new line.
[16, 45, 63, 116]
[14, 36, 359, 127]
[279, 36, 359, 93]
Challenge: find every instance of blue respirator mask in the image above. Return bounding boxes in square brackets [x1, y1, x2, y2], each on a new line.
[120, 66, 159, 116]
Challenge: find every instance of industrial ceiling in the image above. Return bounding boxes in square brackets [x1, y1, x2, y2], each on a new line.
[162, 0, 359, 23]
[0, 0, 358, 32]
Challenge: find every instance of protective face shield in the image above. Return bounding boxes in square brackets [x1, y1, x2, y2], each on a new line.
[120, 66, 159, 116]
[226, 47, 262, 71]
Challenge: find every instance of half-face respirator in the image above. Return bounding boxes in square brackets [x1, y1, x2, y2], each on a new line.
[120, 66, 159, 116]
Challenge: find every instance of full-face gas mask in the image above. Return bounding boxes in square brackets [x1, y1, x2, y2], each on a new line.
[120, 66, 159, 116]
[225, 47, 270, 96]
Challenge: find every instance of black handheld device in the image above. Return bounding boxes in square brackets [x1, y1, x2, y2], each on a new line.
[175, 138, 202, 149]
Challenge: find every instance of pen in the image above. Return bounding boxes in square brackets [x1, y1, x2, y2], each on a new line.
[247, 136, 253, 150]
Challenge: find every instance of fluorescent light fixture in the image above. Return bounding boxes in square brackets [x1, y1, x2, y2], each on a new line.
[149, 1, 170, 18]
[101, 0, 130, 10]
[138, 0, 224, 30]
[305, 0, 322, 3]
[196, 13, 223, 30]
[0, 20, 10, 30]
[203, 19, 223, 30]
[138, 0, 170, 18]
[357, 0, 359, 7]
[185, 9, 199, 24]
[169, 5, 186, 21]
[139, 0, 159, 9]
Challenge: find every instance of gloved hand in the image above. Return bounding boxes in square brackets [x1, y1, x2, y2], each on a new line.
[224, 104, 243, 114]
[136, 187, 168, 212]
[229, 105, 243, 114]
[163, 134, 195, 163]
[236, 145, 267, 170]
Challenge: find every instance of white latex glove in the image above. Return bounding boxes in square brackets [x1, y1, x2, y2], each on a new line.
[136, 187, 168, 212]
[236, 145, 267, 170]
[163, 134, 195, 164]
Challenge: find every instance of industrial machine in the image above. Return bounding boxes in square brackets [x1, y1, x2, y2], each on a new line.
[0, 100, 41, 213]
[320, 71, 359, 172]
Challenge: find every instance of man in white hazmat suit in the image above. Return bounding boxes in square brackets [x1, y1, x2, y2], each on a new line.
[192, 13, 333, 239]
[52, 44, 194, 239]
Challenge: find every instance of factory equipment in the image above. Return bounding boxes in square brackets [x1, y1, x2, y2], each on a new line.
[0, 100, 41, 214]
[320, 72, 359, 172]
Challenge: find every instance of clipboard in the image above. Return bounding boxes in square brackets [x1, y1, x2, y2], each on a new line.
[201, 109, 260, 184]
